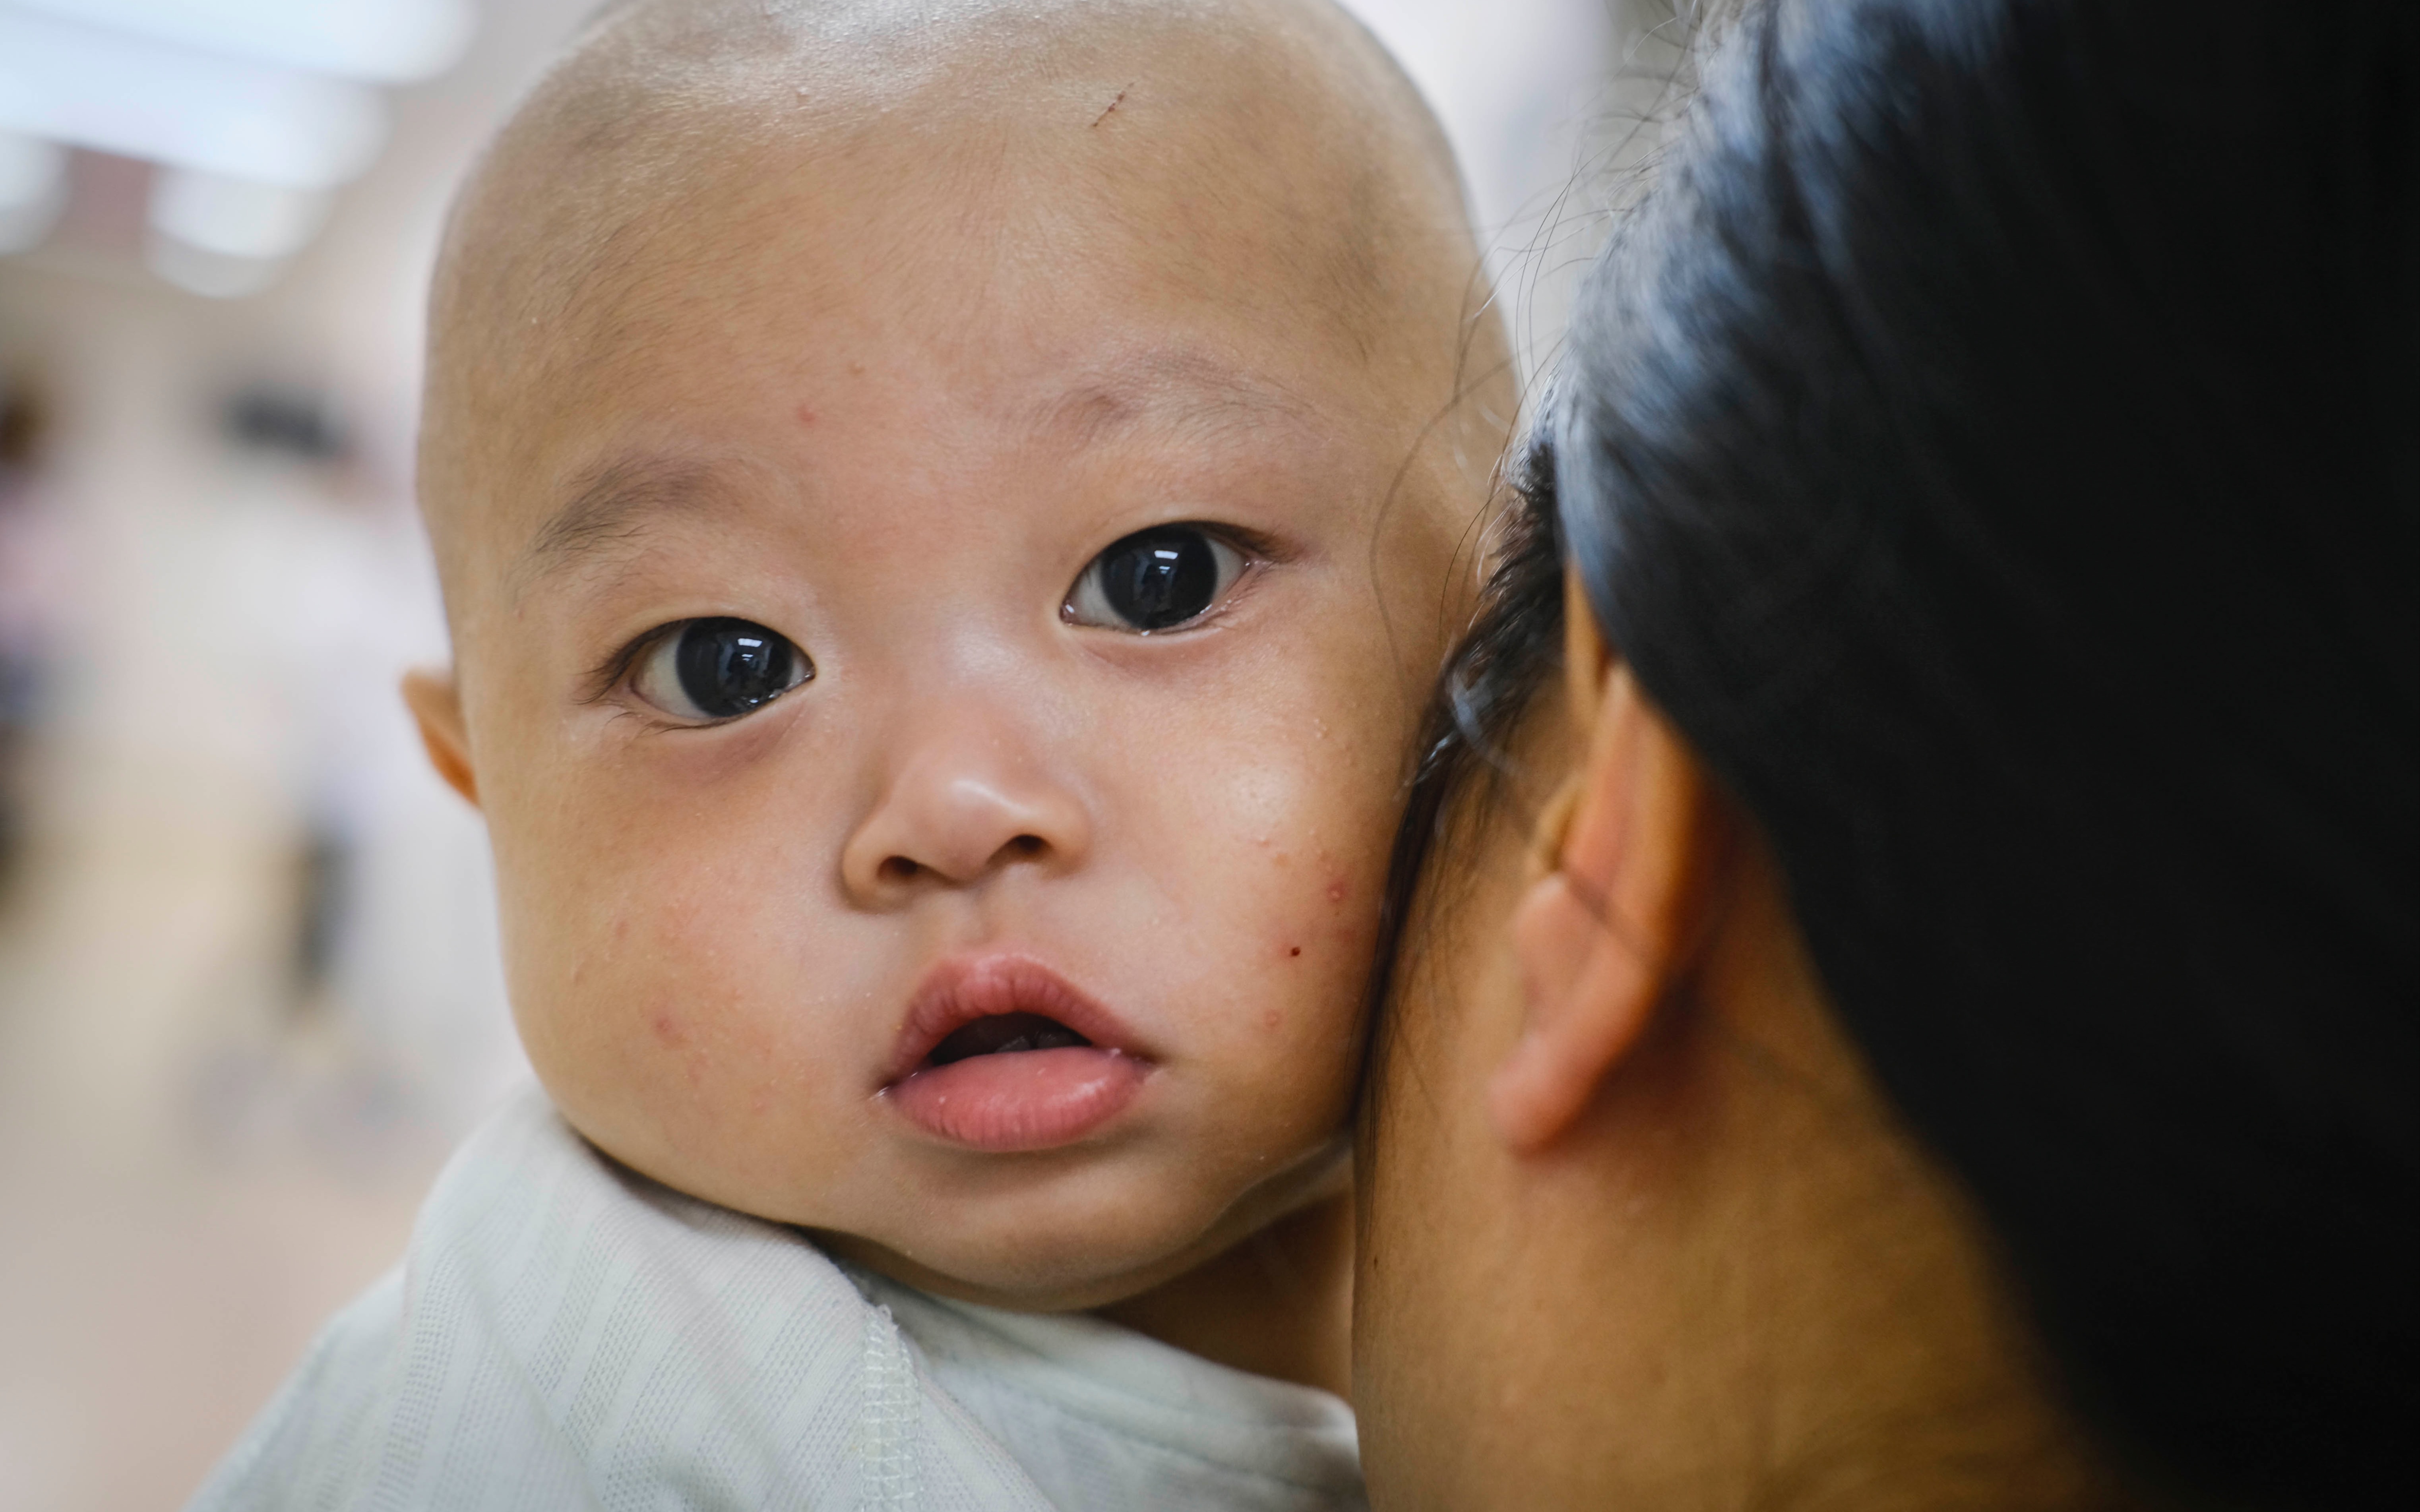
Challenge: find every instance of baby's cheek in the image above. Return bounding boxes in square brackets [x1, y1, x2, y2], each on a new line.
[1233, 848, 1379, 1142]
[1263, 842, 1376, 964]
[528, 877, 812, 1191]
[1251, 670, 1412, 974]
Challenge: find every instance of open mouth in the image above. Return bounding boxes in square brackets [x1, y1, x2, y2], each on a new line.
[924, 1012, 1094, 1067]
[883, 955, 1150, 1153]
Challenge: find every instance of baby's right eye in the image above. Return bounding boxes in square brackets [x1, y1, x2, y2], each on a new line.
[629, 618, 812, 722]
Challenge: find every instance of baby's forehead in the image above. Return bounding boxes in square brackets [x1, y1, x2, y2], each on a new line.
[442, 0, 1459, 347]
[451, 105, 1389, 469]
[519, 56, 1390, 343]
[477, 129, 1380, 459]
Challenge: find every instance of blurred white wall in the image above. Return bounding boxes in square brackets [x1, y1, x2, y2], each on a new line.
[0, 2, 1658, 1507]
[1339, 0, 1617, 387]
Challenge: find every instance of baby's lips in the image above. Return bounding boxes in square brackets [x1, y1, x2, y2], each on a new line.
[883, 951, 1145, 1086]
[885, 1045, 1148, 1153]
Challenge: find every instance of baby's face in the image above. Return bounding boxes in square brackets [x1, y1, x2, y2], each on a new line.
[422, 105, 1477, 1308]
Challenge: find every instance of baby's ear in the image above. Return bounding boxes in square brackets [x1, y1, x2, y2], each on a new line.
[401, 667, 480, 809]
[1489, 596, 1718, 1152]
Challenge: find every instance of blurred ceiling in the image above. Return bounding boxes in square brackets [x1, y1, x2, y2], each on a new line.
[0, 0, 478, 295]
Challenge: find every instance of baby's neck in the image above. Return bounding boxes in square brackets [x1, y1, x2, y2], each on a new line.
[1092, 1192, 1355, 1399]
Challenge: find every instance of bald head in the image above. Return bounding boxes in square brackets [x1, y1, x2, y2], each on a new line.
[440, 0, 1468, 323]
[419, 0, 1506, 617]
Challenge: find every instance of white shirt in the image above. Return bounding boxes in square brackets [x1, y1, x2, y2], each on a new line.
[187, 1086, 1366, 1512]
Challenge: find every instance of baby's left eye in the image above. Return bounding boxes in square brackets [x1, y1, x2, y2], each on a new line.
[629, 618, 811, 722]
[1063, 525, 1248, 633]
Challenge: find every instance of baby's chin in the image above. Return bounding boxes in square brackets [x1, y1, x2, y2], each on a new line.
[542, 1049, 1354, 1311]
[809, 1227, 1192, 1314]
[809, 1136, 1352, 1313]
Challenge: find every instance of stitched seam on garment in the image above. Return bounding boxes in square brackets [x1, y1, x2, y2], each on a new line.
[858, 1304, 920, 1511]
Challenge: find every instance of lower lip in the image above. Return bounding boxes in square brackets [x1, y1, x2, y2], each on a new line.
[885, 1047, 1148, 1152]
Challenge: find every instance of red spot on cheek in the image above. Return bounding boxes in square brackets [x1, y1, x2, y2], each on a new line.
[795, 404, 817, 426]
[652, 1012, 685, 1048]
[1327, 875, 1349, 904]
[1263, 1009, 1282, 1031]
[1288, 945, 1303, 958]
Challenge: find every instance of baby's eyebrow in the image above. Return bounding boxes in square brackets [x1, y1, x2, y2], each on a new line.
[1033, 348, 1319, 447]
[513, 454, 728, 597]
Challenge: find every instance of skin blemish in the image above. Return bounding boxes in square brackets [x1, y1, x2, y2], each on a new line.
[653, 1011, 686, 1047]
[1288, 945, 1302, 958]
[796, 404, 817, 426]
[1091, 84, 1132, 128]
[1326, 875, 1347, 904]
[1262, 1009, 1281, 1030]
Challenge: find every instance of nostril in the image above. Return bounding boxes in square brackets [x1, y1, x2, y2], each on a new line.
[870, 836, 1046, 890]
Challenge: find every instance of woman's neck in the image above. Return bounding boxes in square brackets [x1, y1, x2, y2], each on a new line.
[1647, 867, 2139, 1510]
[1093, 1189, 1355, 1399]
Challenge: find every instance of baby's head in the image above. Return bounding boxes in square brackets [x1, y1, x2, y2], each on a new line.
[409, 0, 1508, 1310]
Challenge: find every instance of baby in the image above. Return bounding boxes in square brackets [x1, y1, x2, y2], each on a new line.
[191, 0, 1507, 1506]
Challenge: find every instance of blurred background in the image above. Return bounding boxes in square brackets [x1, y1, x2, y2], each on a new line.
[0, 0, 1669, 1505]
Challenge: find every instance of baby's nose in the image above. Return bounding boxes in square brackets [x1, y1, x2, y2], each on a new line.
[840, 728, 1091, 902]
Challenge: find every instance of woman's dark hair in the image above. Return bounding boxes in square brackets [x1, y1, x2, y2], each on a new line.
[1385, 0, 2416, 1505]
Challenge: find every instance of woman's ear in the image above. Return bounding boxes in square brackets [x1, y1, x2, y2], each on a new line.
[1490, 576, 1716, 1152]
[401, 667, 480, 809]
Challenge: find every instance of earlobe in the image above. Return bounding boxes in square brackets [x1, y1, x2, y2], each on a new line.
[401, 667, 480, 809]
[1493, 865, 1658, 1150]
[1489, 637, 1714, 1153]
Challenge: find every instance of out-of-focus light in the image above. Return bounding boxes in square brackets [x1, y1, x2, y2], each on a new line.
[0, 10, 388, 190]
[150, 167, 326, 259]
[145, 166, 329, 297]
[4, 0, 475, 86]
[145, 233, 281, 298]
[0, 128, 67, 252]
